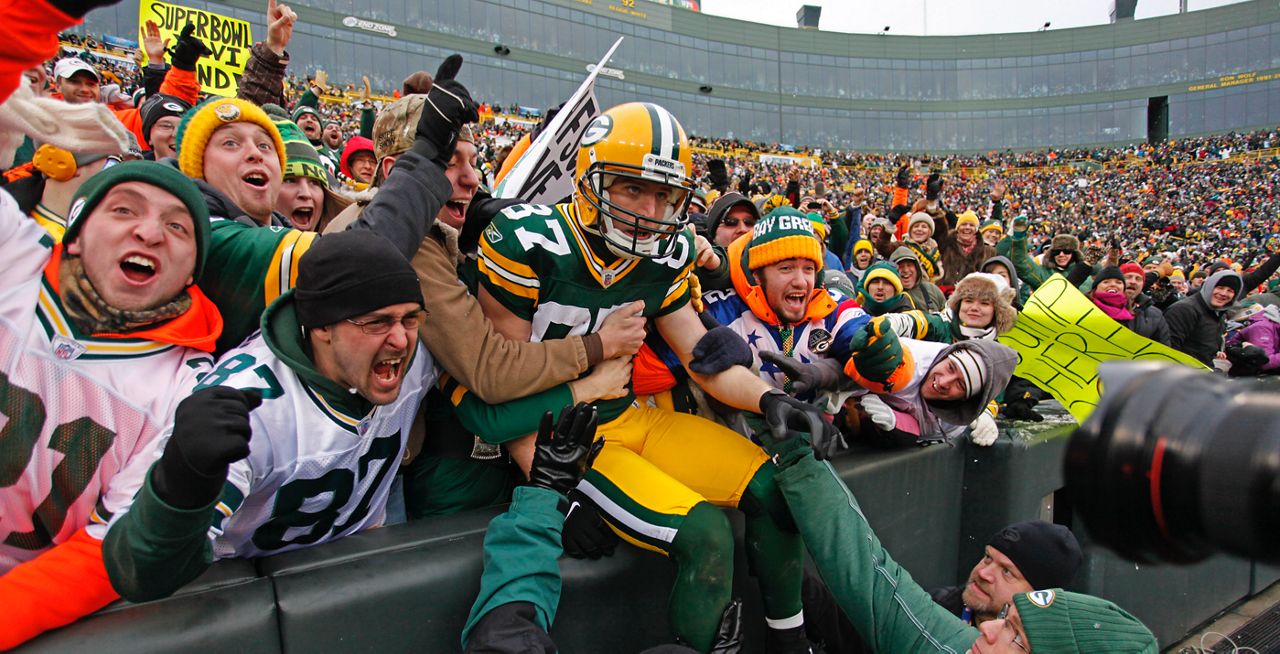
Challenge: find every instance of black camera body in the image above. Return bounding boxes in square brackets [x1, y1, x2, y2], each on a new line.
[1064, 362, 1280, 564]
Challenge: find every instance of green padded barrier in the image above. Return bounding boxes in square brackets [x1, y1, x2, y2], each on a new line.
[1253, 563, 1280, 595]
[261, 506, 500, 652]
[831, 440, 967, 591]
[956, 423, 1073, 582]
[13, 560, 278, 653]
[1073, 529, 1252, 646]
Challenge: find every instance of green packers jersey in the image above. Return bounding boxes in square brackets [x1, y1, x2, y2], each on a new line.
[202, 219, 317, 354]
[478, 202, 695, 422]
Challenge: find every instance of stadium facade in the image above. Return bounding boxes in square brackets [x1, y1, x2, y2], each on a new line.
[83, 0, 1280, 151]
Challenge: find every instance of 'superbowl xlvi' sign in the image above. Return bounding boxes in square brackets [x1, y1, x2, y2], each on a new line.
[342, 16, 397, 38]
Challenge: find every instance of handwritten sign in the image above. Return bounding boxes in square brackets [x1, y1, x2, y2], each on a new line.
[138, 0, 251, 97]
[998, 274, 1208, 422]
[494, 38, 622, 204]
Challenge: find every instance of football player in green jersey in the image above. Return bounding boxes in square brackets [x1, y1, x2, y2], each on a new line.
[476, 102, 840, 652]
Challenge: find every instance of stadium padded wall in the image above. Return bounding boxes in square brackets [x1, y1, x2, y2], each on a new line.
[78, 0, 1280, 149]
[13, 431, 1264, 652]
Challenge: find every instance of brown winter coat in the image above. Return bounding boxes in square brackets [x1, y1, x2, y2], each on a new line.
[938, 236, 995, 287]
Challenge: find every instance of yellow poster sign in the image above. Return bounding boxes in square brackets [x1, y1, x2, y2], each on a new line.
[998, 274, 1209, 423]
[138, 0, 251, 97]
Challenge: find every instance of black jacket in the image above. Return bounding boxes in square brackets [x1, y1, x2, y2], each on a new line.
[1166, 270, 1243, 365]
[1127, 293, 1171, 346]
[928, 585, 967, 619]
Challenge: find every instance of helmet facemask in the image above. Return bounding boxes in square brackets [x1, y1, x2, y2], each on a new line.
[578, 156, 692, 260]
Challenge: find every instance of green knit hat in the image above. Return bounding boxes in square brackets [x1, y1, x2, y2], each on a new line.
[274, 118, 329, 187]
[1014, 590, 1157, 653]
[64, 160, 211, 282]
[860, 260, 903, 295]
[291, 104, 321, 124]
[980, 219, 1004, 235]
[747, 207, 824, 271]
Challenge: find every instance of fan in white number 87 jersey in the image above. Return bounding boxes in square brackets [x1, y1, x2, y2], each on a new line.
[100, 230, 436, 603]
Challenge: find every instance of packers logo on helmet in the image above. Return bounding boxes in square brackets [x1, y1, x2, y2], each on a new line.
[574, 102, 694, 260]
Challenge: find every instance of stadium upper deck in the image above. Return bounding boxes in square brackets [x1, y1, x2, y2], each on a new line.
[82, 0, 1280, 151]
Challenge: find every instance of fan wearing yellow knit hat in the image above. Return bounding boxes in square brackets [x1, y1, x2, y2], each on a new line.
[939, 208, 996, 289]
[167, 53, 480, 355]
[175, 97, 287, 228]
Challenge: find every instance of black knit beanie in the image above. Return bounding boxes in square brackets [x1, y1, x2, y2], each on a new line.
[139, 94, 192, 147]
[988, 521, 1083, 591]
[1091, 265, 1125, 288]
[294, 231, 423, 328]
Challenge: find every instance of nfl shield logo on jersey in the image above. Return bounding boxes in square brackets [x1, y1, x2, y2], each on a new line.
[51, 335, 86, 361]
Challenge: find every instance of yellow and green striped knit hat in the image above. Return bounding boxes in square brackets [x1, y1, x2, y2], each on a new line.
[747, 207, 824, 271]
[274, 118, 329, 187]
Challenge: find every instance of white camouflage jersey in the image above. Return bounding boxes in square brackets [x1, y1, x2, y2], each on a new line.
[0, 191, 213, 571]
[105, 333, 435, 560]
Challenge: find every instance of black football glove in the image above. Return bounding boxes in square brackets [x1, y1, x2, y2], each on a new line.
[414, 54, 480, 169]
[168, 23, 213, 72]
[528, 402, 600, 495]
[561, 489, 619, 559]
[758, 352, 852, 395]
[690, 326, 753, 375]
[152, 387, 262, 509]
[758, 389, 846, 461]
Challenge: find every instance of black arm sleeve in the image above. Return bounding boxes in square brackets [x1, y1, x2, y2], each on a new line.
[143, 64, 166, 98]
[347, 149, 452, 260]
[1242, 251, 1280, 291]
[465, 602, 556, 654]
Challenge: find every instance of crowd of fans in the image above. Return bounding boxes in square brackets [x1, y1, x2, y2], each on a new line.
[3, 0, 1277, 651]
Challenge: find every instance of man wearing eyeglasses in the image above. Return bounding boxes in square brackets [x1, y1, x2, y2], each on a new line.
[708, 191, 762, 248]
[759, 427, 1158, 653]
[100, 231, 440, 602]
[694, 191, 762, 292]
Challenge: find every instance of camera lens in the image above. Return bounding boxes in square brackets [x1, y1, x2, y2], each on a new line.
[1064, 362, 1280, 564]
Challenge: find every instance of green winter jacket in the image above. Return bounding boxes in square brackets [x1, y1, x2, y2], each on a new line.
[773, 445, 979, 653]
[461, 486, 564, 649]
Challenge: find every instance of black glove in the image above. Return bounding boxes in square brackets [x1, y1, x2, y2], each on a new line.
[168, 23, 213, 72]
[758, 351, 851, 395]
[737, 172, 753, 196]
[414, 54, 480, 169]
[707, 159, 729, 192]
[689, 326, 753, 375]
[561, 489, 618, 559]
[528, 402, 600, 494]
[925, 172, 943, 201]
[48, 0, 122, 19]
[151, 387, 262, 509]
[895, 163, 912, 189]
[758, 390, 846, 461]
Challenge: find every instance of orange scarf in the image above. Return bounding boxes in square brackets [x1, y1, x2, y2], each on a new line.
[43, 245, 223, 352]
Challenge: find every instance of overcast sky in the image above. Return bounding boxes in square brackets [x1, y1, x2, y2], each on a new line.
[698, 0, 1249, 35]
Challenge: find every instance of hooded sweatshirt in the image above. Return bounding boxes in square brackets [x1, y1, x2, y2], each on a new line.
[890, 247, 947, 312]
[849, 338, 1018, 444]
[1165, 269, 1244, 365]
[982, 255, 1025, 307]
